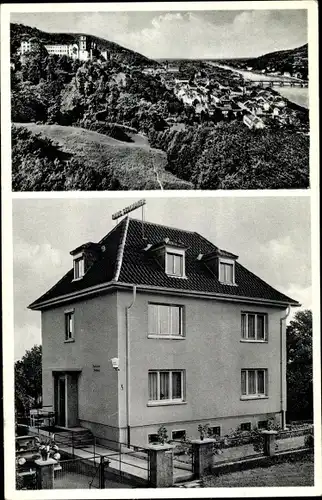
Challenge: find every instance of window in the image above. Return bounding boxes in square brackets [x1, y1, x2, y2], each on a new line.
[258, 420, 268, 430]
[241, 369, 267, 398]
[74, 256, 84, 279]
[166, 251, 185, 277]
[64, 311, 74, 341]
[219, 259, 235, 284]
[208, 426, 221, 437]
[240, 422, 252, 432]
[148, 304, 184, 338]
[241, 313, 267, 341]
[172, 430, 186, 441]
[148, 370, 184, 404]
[148, 434, 159, 444]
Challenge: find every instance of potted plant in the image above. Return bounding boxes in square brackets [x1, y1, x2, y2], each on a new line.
[197, 424, 209, 441]
[157, 426, 168, 445]
[37, 437, 60, 461]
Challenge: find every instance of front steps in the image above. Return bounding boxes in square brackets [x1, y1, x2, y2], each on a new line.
[54, 427, 95, 449]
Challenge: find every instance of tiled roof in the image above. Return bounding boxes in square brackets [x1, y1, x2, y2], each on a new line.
[29, 219, 127, 308]
[29, 217, 299, 309]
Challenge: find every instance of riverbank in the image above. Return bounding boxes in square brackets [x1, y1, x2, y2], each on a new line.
[207, 61, 309, 109]
[274, 87, 309, 109]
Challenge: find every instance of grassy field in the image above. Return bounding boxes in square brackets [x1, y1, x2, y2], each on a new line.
[203, 454, 314, 487]
[15, 123, 192, 191]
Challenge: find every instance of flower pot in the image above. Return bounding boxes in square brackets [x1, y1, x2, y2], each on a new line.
[40, 452, 50, 461]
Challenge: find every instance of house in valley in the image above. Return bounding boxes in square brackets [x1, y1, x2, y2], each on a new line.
[29, 216, 299, 447]
[243, 114, 266, 130]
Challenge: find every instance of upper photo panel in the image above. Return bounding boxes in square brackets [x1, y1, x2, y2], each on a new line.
[11, 8, 310, 191]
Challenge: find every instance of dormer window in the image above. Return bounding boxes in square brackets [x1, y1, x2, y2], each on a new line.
[144, 238, 187, 279]
[219, 259, 235, 284]
[202, 248, 238, 285]
[70, 242, 100, 281]
[74, 256, 85, 280]
[166, 251, 184, 277]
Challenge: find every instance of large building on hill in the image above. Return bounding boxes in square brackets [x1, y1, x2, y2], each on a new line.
[29, 216, 299, 447]
[19, 34, 105, 62]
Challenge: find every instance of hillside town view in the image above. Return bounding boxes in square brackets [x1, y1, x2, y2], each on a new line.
[10, 13, 310, 192]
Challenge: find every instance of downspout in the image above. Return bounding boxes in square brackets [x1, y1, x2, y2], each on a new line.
[280, 305, 291, 429]
[125, 285, 137, 447]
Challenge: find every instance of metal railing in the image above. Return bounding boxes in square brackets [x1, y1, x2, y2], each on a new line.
[54, 455, 101, 489]
[88, 458, 102, 489]
[54, 430, 97, 461]
[54, 448, 150, 489]
[171, 439, 193, 472]
[53, 434, 150, 486]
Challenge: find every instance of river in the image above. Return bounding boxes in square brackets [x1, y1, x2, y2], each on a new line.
[207, 62, 309, 109]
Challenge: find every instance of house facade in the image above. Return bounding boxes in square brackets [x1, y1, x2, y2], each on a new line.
[29, 217, 299, 447]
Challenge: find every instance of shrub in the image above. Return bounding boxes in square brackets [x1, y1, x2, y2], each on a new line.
[157, 425, 168, 445]
[198, 423, 209, 440]
[304, 429, 314, 448]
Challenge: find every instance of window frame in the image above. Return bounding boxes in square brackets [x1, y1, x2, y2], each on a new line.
[165, 247, 186, 278]
[73, 253, 85, 280]
[148, 433, 159, 444]
[148, 303, 184, 339]
[208, 426, 221, 437]
[258, 420, 268, 430]
[64, 309, 75, 342]
[241, 369, 268, 399]
[171, 429, 186, 441]
[148, 370, 185, 406]
[218, 258, 235, 285]
[240, 422, 252, 432]
[241, 312, 268, 342]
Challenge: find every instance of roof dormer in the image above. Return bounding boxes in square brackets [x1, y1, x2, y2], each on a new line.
[144, 237, 188, 278]
[70, 242, 100, 281]
[202, 248, 238, 285]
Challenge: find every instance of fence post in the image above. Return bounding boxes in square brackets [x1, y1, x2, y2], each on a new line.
[71, 432, 74, 458]
[191, 438, 216, 478]
[148, 444, 174, 488]
[34, 458, 57, 489]
[99, 456, 105, 489]
[261, 430, 278, 457]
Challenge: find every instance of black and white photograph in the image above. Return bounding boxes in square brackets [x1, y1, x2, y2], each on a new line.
[9, 7, 312, 191]
[1, 1, 320, 499]
[10, 196, 315, 491]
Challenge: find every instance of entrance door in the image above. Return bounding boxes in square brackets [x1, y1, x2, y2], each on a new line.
[57, 377, 66, 427]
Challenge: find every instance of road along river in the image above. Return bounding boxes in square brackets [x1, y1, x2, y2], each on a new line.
[207, 62, 309, 109]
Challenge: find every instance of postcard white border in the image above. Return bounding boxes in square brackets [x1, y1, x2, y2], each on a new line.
[1, 1, 320, 499]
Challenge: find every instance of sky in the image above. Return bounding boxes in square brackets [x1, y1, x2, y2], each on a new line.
[12, 196, 311, 361]
[10, 9, 308, 59]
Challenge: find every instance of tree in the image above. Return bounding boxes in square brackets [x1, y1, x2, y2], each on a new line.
[286, 310, 313, 422]
[15, 345, 42, 416]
